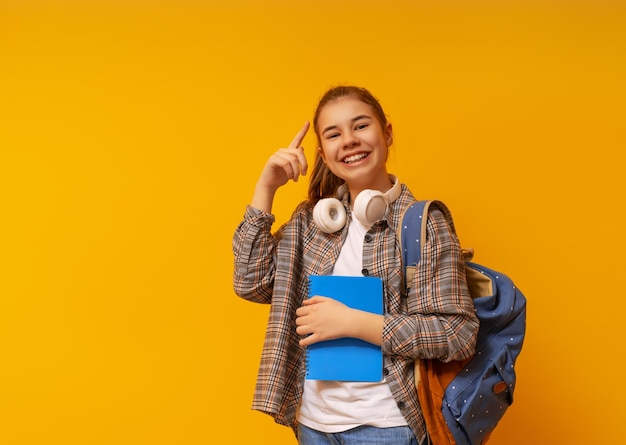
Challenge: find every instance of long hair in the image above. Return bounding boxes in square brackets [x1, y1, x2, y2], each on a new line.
[307, 86, 389, 201]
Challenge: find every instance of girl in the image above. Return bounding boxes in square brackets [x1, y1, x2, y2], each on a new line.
[232, 86, 479, 445]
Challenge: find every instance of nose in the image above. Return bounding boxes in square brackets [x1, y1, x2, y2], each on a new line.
[342, 131, 359, 148]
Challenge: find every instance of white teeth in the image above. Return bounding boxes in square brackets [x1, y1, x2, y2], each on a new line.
[343, 153, 368, 163]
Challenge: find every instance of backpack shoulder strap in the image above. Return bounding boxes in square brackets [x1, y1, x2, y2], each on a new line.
[399, 200, 463, 445]
[398, 200, 433, 292]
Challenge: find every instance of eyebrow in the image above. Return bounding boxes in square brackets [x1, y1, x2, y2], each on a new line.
[321, 115, 372, 135]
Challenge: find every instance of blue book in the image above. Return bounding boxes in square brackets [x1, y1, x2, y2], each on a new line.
[305, 275, 384, 382]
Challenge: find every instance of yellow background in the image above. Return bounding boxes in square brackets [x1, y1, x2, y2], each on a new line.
[1, 1, 624, 443]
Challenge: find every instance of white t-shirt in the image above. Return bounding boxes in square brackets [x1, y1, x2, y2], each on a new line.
[297, 218, 407, 432]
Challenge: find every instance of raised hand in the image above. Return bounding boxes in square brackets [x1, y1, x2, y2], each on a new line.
[251, 121, 310, 213]
[260, 121, 310, 187]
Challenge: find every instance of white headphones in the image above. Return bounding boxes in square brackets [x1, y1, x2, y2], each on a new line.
[312, 175, 401, 233]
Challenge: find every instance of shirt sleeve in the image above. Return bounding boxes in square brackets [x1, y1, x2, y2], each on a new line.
[382, 205, 479, 362]
[232, 205, 278, 304]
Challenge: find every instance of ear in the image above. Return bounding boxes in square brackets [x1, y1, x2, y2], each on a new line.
[317, 147, 327, 163]
[385, 122, 394, 146]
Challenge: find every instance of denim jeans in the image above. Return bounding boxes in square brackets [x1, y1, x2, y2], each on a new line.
[297, 423, 427, 445]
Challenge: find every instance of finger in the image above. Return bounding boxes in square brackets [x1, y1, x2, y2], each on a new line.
[288, 121, 310, 149]
[296, 147, 308, 176]
[299, 333, 317, 347]
[295, 324, 310, 336]
[295, 306, 309, 319]
[304, 296, 327, 304]
[273, 150, 300, 180]
[301, 298, 314, 307]
[284, 150, 306, 181]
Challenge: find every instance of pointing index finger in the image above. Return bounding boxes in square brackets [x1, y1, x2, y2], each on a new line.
[288, 121, 310, 149]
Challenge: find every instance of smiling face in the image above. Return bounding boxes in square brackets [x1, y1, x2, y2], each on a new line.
[316, 96, 393, 195]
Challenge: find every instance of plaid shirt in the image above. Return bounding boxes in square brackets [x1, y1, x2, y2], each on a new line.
[232, 184, 479, 442]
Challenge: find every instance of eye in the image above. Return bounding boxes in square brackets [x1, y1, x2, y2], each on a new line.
[355, 123, 369, 130]
[326, 133, 340, 139]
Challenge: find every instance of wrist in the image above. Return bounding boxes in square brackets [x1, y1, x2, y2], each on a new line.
[349, 309, 384, 346]
[251, 184, 277, 214]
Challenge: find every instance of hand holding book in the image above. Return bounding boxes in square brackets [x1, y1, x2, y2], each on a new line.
[296, 295, 356, 347]
[299, 275, 384, 382]
[296, 295, 384, 347]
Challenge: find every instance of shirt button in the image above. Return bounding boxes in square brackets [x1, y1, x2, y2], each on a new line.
[397, 401, 405, 410]
[383, 368, 389, 376]
[361, 268, 369, 276]
[364, 234, 372, 242]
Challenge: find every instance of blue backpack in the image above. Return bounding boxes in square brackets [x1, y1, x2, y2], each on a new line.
[399, 200, 526, 445]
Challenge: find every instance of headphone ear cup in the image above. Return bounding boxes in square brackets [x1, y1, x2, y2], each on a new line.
[353, 190, 387, 226]
[313, 198, 347, 233]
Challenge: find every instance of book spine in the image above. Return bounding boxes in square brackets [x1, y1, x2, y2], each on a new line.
[304, 276, 312, 378]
